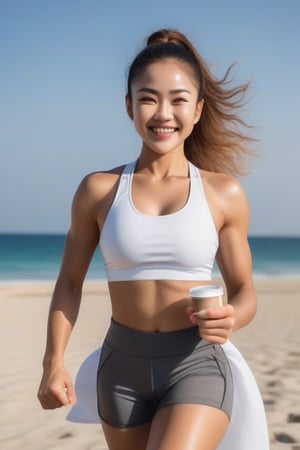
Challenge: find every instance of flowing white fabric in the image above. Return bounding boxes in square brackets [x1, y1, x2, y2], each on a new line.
[66, 341, 269, 449]
[217, 341, 269, 449]
[67, 348, 100, 424]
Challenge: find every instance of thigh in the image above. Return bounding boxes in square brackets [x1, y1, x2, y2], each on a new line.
[159, 342, 233, 420]
[146, 404, 229, 450]
[101, 421, 151, 450]
[97, 341, 155, 427]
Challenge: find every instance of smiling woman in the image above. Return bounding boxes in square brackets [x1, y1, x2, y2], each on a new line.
[126, 30, 254, 175]
[126, 59, 203, 160]
[38, 28, 269, 450]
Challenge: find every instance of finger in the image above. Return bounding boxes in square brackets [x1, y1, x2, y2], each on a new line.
[197, 318, 229, 328]
[194, 309, 208, 318]
[38, 391, 65, 409]
[64, 382, 77, 405]
[196, 305, 234, 321]
[200, 334, 229, 344]
[200, 327, 232, 343]
[43, 397, 64, 409]
[55, 385, 72, 406]
[210, 304, 234, 318]
[186, 306, 198, 324]
[43, 384, 71, 407]
[202, 327, 228, 337]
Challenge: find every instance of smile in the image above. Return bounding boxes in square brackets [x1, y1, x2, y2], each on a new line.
[150, 127, 178, 134]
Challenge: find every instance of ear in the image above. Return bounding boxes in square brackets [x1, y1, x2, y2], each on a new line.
[193, 99, 204, 125]
[126, 95, 134, 120]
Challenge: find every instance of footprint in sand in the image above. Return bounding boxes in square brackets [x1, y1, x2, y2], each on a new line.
[275, 432, 297, 443]
[59, 432, 74, 439]
[288, 413, 300, 423]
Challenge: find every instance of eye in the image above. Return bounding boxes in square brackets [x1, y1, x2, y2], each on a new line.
[139, 97, 156, 104]
[173, 97, 188, 104]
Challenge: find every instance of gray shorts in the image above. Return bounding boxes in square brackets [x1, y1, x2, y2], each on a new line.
[97, 319, 233, 428]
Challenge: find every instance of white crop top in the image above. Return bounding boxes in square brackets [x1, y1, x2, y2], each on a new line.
[99, 161, 218, 281]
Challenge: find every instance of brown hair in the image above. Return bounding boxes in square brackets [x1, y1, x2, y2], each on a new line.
[127, 29, 255, 176]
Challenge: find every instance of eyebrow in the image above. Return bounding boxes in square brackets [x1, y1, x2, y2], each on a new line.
[137, 88, 191, 95]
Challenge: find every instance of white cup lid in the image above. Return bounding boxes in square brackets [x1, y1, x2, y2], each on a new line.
[189, 285, 223, 298]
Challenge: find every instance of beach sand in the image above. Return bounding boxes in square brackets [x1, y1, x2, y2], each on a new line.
[1, 278, 300, 450]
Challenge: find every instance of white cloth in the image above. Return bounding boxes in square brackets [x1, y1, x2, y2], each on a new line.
[66, 341, 269, 449]
[217, 341, 269, 449]
[67, 348, 100, 424]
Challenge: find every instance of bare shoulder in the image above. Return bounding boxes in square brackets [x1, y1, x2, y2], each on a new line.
[201, 169, 247, 202]
[77, 164, 125, 198]
[69, 164, 126, 227]
[200, 169, 249, 227]
[201, 169, 243, 195]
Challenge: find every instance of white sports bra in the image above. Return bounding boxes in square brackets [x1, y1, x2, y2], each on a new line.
[99, 161, 218, 281]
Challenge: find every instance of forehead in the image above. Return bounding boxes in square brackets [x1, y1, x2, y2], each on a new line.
[131, 59, 199, 93]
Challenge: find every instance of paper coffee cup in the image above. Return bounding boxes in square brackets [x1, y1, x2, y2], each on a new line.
[189, 285, 224, 312]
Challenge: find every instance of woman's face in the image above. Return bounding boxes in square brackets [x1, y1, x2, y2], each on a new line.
[126, 59, 203, 156]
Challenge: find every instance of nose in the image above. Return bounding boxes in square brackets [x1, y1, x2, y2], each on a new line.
[153, 101, 172, 121]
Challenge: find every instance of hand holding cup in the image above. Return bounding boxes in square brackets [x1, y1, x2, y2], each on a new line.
[188, 285, 234, 343]
[189, 285, 224, 316]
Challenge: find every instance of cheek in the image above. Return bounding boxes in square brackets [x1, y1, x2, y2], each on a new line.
[131, 108, 150, 136]
[180, 103, 197, 117]
[133, 105, 153, 125]
[181, 107, 199, 126]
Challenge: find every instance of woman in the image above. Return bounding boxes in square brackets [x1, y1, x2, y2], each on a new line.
[38, 29, 269, 450]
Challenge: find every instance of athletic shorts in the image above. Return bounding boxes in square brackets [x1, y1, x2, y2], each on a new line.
[97, 319, 233, 428]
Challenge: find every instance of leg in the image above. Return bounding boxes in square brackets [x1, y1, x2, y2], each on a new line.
[146, 404, 229, 450]
[101, 421, 151, 450]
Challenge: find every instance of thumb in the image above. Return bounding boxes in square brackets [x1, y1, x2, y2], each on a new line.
[194, 308, 208, 318]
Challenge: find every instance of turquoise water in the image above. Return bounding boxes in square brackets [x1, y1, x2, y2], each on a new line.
[0, 233, 299, 280]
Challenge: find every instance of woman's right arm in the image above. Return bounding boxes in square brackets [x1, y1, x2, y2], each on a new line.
[38, 174, 101, 409]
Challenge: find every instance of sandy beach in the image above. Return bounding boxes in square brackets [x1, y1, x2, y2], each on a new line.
[1, 277, 300, 450]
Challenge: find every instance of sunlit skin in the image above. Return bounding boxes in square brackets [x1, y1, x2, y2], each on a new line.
[38, 58, 257, 450]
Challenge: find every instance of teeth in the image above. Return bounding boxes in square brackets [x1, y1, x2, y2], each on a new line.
[152, 127, 176, 133]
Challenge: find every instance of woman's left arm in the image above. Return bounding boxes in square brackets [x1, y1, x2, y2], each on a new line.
[188, 177, 256, 343]
[216, 177, 257, 333]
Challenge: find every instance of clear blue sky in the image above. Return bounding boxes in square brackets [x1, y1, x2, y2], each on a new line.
[1, 0, 299, 235]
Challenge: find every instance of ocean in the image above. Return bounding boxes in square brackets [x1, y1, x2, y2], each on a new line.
[0, 233, 299, 281]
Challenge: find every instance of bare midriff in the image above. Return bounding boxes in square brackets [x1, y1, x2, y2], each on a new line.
[108, 279, 211, 332]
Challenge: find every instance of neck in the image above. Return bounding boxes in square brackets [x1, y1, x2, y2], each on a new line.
[136, 151, 189, 180]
